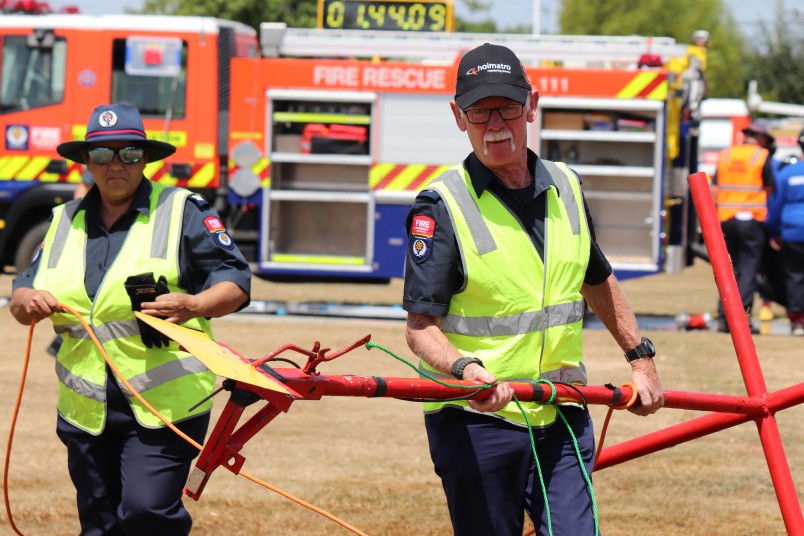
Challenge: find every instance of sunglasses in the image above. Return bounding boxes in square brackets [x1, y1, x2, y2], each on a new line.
[86, 146, 145, 165]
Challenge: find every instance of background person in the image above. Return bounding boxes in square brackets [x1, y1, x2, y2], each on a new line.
[754, 128, 787, 331]
[711, 123, 776, 332]
[766, 128, 804, 336]
[403, 43, 663, 535]
[10, 103, 251, 535]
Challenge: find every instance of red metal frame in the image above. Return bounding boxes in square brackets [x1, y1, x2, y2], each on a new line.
[182, 171, 803, 533]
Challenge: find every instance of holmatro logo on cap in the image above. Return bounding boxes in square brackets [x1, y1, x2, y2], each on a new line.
[466, 62, 512, 76]
[98, 110, 118, 128]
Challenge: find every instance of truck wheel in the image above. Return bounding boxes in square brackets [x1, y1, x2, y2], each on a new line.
[14, 221, 50, 274]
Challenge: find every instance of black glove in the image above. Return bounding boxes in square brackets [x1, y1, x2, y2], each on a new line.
[124, 272, 171, 349]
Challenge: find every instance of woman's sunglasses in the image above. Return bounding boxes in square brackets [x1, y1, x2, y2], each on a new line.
[86, 146, 145, 165]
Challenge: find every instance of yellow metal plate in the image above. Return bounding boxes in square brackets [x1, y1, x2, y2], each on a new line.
[134, 312, 297, 397]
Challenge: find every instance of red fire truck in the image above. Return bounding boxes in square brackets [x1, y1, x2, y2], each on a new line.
[0, 9, 707, 281]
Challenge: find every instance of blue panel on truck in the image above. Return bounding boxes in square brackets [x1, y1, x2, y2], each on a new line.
[371, 203, 410, 280]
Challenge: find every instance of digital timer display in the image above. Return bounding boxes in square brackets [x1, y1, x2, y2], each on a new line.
[319, 0, 453, 32]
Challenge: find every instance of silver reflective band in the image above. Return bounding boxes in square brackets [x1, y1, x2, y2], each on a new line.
[717, 202, 766, 208]
[56, 361, 105, 403]
[718, 185, 764, 191]
[441, 299, 585, 337]
[430, 169, 498, 256]
[541, 363, 587, 385]
[542, 160, 581, 235]
[48, 202, 81, 269]
[151, 186, 182, 259]
[47, 186, 183, 269]
[429, 160, 584, 259]
[55, 319, 140, 345]
[120, 356, 210, 397]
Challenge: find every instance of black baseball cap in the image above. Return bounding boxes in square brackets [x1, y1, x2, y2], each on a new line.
[455, 43, 532, 109]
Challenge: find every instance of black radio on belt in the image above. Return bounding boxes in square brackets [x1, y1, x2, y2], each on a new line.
[124, 272, 171, 349]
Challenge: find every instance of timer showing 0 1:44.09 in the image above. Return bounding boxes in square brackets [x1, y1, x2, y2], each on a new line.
[319, 0, 454, 32]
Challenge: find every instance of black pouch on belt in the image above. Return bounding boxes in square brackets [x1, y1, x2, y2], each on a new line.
[124, 272, 171, 349]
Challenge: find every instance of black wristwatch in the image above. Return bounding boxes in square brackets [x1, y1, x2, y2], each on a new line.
[451, 357, 484, 379]
[624, 337, 656, 362]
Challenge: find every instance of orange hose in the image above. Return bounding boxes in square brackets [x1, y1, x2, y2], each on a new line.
[3, 320, 35, 536]
[4, 305, 368, 536]
[593, 382, 638, 470]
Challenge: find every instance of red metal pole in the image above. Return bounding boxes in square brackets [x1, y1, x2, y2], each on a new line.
[662, 390, 764, 415]
[595, 408, 750, 470]
[265, 370, 771, 415]
[688, 172, 768, 395]
[683, 173, 803, 534]
[595, 382, 804, 468]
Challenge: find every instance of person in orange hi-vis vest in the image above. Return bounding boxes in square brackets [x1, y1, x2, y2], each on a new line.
[711, 123, 776, 332]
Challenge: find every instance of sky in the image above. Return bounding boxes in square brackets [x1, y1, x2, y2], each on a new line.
[52, 0, 799, 39]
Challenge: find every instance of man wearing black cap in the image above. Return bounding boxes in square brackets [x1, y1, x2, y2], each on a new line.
[10, 103, 252, 535]
[711, 123, 776, 332]
[402, 43, 664, 535]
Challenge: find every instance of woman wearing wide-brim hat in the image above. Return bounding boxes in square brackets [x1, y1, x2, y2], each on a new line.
[10, 102, 252, 535]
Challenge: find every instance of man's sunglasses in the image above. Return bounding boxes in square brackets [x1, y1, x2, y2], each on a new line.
[86, 146, 145, 165]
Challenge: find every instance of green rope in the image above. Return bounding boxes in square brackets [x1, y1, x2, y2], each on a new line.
[365, 341, 599, 535]
[512, 393, 552, 535]
[365, 340, 495, 391]
[555, 406, 600, 535]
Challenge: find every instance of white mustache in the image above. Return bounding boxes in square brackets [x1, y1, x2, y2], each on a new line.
[482, 129, 516, 155]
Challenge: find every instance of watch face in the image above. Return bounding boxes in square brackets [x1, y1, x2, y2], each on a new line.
[626, 337, 655, 361]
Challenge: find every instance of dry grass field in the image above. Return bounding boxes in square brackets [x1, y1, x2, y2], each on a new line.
[1, 260, 802, 535]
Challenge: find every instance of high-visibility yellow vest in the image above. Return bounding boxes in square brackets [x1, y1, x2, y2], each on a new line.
[421, 161, 590, 427]
[34, 182, 215, 434]
[716, 145, 769, 221]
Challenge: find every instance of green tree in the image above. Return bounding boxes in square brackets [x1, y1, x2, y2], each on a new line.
[747, 13, 804, 106]
[451, 0, 498, 33]
[558, 0, 750, 98]
[134, 0, 318, 30]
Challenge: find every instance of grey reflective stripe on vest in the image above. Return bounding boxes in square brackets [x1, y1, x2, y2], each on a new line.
[46, 186, 180, 268]
[720, 185, 764, 192]
[721, 147, 765, 165]
[151, 186, 182, 259]
[119, 356, 209, 398]
[718, 202, 765, 208]
[748, 148, 765, 165]
[47, 201, 81, 269]
[430, 169, 497, 255]
[56, 360, 105, 403]
[541, 362, 587, 384]
[430, 162, 582, 261]
[441, 299, 584, 337]
[54, 319, 140, 344]
[417, 362, 587, 385]
[541, 160, 581, 235]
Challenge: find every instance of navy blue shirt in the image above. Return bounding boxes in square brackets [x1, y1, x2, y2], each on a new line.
[403, 150, 612, 317]
[13, 179, 251, 304]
